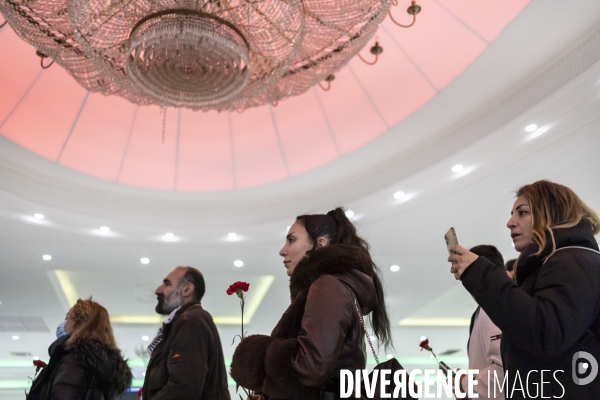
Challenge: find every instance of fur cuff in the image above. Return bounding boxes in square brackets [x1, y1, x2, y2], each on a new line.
[230, 334, 273, 392]
[264, 338, 319, 400]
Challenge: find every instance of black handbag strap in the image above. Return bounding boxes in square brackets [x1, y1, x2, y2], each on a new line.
[543, 245, 600, 264]
[339, 282, 380, 364]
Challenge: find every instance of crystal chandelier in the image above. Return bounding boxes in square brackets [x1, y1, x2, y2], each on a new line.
[0, 0, 391, 111]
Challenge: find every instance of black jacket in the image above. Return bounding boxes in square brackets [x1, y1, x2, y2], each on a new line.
[230, 244, 377, 400]
[142, 301, 230, 400]
[27, 335, 132, 400]
[461, 222, 600, 399]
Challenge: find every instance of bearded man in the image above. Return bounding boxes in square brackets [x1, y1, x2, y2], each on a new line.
[142, 266, 230, 400]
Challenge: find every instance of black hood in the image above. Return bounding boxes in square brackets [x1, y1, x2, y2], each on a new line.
[72, 338, 133, 396]
[516, 220, 599, 285]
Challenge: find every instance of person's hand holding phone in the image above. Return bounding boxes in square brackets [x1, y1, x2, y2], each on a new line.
[448, 244, 479, 280]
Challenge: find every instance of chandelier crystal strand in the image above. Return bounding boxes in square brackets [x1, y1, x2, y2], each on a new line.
[0, 0, 390, 111]
[126, 11, 251, 108]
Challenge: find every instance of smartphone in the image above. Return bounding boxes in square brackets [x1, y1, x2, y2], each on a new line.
[444, 227, 459, 255]
[439, 361, 455, 378]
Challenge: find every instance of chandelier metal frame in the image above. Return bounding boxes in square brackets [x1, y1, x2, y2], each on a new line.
[0, 0, 404, 111]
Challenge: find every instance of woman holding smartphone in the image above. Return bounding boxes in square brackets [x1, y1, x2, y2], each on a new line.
[449, 180, 600, 400]
[230, 207, 392, 400]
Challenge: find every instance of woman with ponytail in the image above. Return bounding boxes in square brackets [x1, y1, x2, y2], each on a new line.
[231, 207, 392, 400]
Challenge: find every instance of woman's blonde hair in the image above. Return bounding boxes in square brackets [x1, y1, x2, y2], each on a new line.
[517, 180, 600, 258]
[67, 297, 117, 349]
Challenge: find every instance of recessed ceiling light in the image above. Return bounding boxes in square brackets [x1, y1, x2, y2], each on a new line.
[345, 210, 355, 219]
[451, 164, 464, 173]
[525, 124, 552, 141]
[227, 232, 237, 239]
[386, 354, 394, 359]
[393, 191, 405, 200]
[100, 226, 110, 233]
[512, 243, 515, 248]
[420, 336, 428, 341]
[34, 213, 45, 220]
[525, 124, 538, 132]
[165, 232, 175, 239]
[33, 356, 40, 360]
[140, 258, 150, 264]
[390, 265, 400, 272]
[286, 226, 291, 231]
[42, 255, 52, 261]
[12, 335, 19, 340]
[234, 260, 244, 267]
[142, 335, 149, 341]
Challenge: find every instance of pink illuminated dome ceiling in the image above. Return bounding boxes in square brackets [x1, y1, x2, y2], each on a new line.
[0, 0, 529, 192]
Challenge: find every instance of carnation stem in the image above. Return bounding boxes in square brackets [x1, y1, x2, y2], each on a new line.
[431, 350, 440, 365]
[240, 297, 245, 339]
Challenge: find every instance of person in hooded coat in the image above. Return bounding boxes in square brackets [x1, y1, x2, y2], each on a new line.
[27, 298, 132, 400]
[230, 208, 393, 400]
[448, 180, 600, 400]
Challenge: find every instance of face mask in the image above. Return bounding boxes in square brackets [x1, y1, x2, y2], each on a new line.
[56, 320, 67, 338]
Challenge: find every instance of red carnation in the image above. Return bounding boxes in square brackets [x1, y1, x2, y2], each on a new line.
[419, 339, 431, 351]
[137, 388, 143, 398]
[226, 281, 250, 296]
[32, 359, 47, 378]
[418, 337, 438, 363]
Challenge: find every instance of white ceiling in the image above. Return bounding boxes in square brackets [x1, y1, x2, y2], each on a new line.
[2, 0, 600, 397]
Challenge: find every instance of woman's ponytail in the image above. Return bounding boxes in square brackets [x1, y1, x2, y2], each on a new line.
[297, 207, 393, 350]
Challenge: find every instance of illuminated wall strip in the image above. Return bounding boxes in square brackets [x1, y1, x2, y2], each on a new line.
[128, 359, 146, 367]
[131, 379, 144, 387]
[1, 363, 471, 389]
[245, 275, 275, 322]
[0, 359, 45, 367]
[110, 315, 164, 324]
[0, 356, 467, 369]
[54, 270, 79, 306]
[0, 380, 31, 389]
[0, 379, 238, 390]
[0, 356, 468, 389]
[367, 356, 469, 365]
[0, 358, 145, 368]
[211, 316, 244, 324]
[398, 318, 471, 326]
